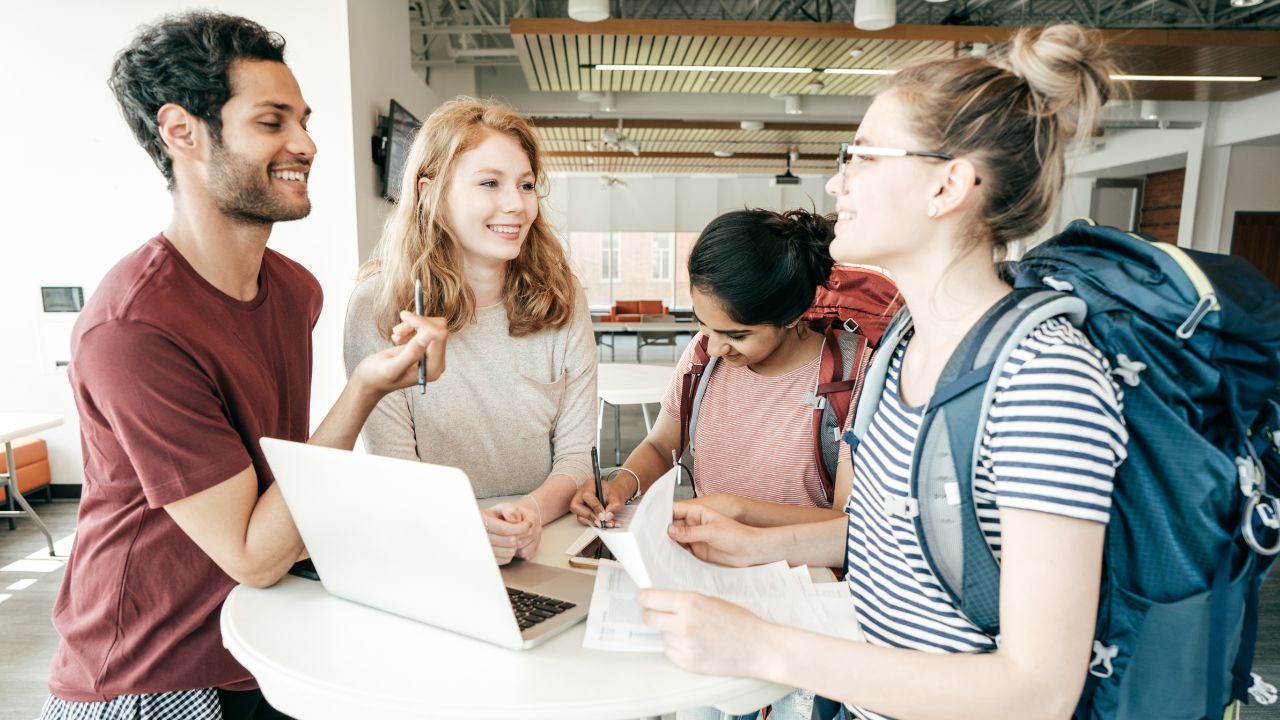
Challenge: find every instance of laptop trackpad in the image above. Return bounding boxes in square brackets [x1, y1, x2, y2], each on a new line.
[502, 561, 593, 600]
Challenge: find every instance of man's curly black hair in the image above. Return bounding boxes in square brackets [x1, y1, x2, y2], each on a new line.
[108, 12, 286, 190]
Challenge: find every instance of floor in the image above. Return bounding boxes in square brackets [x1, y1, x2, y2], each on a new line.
[4, 333, 1280, 719]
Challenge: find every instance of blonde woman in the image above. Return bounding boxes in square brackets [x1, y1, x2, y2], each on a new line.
[636, 26, 1130, 720]
[344, 98, 596, 565]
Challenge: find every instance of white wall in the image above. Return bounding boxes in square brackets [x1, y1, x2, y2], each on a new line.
[1218, 145, 1280, 251]
[347, 0, 442, 264]
[1, 0, 366, 484]
[1052, 90, 1280, 253]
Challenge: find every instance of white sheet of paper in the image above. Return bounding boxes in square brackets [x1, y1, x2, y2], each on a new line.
[582, 561, 663, 652]
[586, 469, 867, 650]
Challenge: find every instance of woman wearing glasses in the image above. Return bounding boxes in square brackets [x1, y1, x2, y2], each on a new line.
[344, 98, 596, 566]
[636, 25, 1129, 720]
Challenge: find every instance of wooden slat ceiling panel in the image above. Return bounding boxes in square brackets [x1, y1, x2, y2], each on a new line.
[511, 20, 1280, 102]
[531, 120, 850, 174]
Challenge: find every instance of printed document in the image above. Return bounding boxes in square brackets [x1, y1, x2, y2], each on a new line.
[581, 469, 864, 651]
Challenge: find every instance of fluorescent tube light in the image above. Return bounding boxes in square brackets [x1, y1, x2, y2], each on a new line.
[1113, 74, 1265, 83]
[590, 64, 894, 76]
[591, 64, 813, 74]
[822, 68, 898, 76]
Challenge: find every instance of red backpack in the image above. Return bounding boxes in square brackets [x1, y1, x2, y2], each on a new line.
[678, 266, 902, 503]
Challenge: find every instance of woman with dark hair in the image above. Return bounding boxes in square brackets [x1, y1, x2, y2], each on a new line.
[633, 25, 1129, 720]
[573, 207, 858, 720]
[571, 207, 857, 531]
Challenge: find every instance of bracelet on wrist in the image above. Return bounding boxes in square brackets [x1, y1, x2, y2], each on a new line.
[607, 467, 643, 502]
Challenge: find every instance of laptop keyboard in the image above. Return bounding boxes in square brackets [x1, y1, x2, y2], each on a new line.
[506, 587, 577, 631]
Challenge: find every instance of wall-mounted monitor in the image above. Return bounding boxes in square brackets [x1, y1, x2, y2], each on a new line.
[372, 99, 421, 202]
[41, 286, 84, 312]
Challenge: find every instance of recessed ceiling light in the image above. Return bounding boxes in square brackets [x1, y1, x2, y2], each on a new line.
[713, 150, 734, 158]
[849, 47, 865, 59]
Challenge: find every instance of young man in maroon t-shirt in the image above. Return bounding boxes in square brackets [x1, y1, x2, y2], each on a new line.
[41, 13, 447, 720]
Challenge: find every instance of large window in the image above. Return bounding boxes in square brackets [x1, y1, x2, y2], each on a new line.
[564, 231, 695, 309]
[600, 234, 621, 282]
[651, 234, 673, 281]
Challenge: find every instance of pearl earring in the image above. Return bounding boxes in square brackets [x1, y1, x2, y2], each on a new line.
[927, 205, 939, 218]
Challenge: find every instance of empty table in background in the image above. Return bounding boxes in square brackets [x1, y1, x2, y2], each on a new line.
[596, 363, 677, 466]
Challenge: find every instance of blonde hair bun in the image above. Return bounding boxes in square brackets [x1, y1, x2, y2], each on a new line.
[1001, 24, 1120, 145]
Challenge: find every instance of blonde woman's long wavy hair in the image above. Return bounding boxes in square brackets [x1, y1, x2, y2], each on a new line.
[360, 98, 577, 338]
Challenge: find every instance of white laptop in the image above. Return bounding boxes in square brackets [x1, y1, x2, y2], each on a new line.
[259, 437, 593, 650]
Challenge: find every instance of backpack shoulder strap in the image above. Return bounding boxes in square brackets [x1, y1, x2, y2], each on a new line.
[812, 329, 872, 503]
[847, 306, 914, 452]
[912, 289, 1086, 635]
[680, 334, 717, 462]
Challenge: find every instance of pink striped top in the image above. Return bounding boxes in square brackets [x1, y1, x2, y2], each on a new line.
[661, 334, 830, 508]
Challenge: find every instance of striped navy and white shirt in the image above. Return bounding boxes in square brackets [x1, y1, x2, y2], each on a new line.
[843, 317, 1128, 720]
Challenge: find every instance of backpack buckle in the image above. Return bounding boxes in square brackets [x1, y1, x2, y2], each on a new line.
[1177, 294, 1217, 340]
[883, 494, 919, 518]
[1111, 354, 1148, 388]
[803, 392, 827, 410]
[841, 317, 861, 334]
[1042, 275, 1075, 293]
[1243, 493, 1280, 556]
[1089, 641, 1118, 679]
[1238, 456, 1259, 497]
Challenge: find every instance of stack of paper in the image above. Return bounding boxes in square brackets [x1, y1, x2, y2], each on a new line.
[582, 469, 863, 652]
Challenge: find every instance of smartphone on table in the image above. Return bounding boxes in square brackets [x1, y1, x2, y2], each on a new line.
[567, 536, 615, 569]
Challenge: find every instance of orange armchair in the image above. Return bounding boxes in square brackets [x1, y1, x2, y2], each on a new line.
[2, 438, 52, 528]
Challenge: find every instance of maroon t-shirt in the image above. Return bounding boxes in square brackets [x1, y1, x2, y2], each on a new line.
[48, 234, 322, 701]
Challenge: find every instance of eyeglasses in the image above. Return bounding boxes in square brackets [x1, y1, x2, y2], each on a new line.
[834, 142, 981, 193]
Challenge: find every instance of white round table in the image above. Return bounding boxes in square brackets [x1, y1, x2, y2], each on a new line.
[221, 505, 791, 719]
[597, 363, 678, 466]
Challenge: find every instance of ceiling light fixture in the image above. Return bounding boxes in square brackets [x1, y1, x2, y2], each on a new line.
[1113, 73, 1266, 82]
[1140, 100, 1160, 120]
[591, 63, 813, 74]
[568, 0, 610, 22]
[849, 48, 865, 59]
[823, 68, 898, 76]
[771, 92, 803, 115]
[740, 120, 765, 131]
[1231, 0, 1264, 7]
[854, 0, 896, 31]
[713, 150, 734, 158]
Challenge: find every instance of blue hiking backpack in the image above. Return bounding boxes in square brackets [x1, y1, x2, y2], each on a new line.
[847, 219, 1280, 719]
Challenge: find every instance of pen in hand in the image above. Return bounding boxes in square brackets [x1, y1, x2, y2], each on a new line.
[591, 446, 604, 529]
[414, 278, 426, 395]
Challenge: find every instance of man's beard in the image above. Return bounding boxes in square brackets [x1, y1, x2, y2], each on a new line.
[208, 141, 311, 225]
